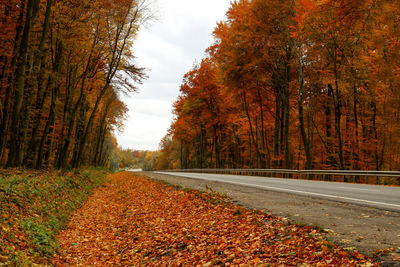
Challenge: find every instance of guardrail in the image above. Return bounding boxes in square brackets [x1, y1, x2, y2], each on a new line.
[161, 168, 400, 185]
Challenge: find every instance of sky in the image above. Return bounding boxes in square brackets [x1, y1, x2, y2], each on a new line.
[116, 0, 232, 151]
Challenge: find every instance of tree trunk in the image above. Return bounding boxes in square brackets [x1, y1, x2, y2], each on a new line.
[93, 99, 111, 165]
[325, 85, 334, 167]
[283, 86, 290, 169]
[331, 81, 344, 170]
[213, 125, 221, 168]
[19, 0, 53, 166]
[71, 97, 87, 168]
[298, 56, 312, 169]
[283, 43, 293, 170]
[56, 35, 98, 169]
[23, 76, 50, 166]
[273, 87, 281, 168]
[372, 102, 380, 170]
[36, 83, 57, 168]
[94, 124, 107, 166]
[352, 83, 360, 169]
[242, 92, 262, 168]
[0, 0, 26, 163]
[257, 87, 267, 168]
[7, 0, 40, 167]
[36, 41, 63, 168]
[73, 84, 108, 168]
[96, 127, 107, 166]
[54, 61, 74, 166]
[332, 44, 344, 170]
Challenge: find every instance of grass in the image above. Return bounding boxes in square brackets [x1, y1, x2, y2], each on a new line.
[0, 168, 109, 265]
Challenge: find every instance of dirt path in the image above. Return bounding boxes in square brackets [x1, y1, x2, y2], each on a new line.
[144, 172, 400, 266]
[55, 172, 373, 265]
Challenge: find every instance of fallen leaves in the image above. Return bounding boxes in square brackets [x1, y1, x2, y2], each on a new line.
[55, 172, 376, 265]
[373, 248, 395, 257]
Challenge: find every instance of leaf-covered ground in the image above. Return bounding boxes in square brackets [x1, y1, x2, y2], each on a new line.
[55, 172, 375, 266]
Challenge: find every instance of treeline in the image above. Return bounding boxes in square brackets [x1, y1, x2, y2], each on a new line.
[0, 0, 150, 169]
[155, 0, 400, 171]
[117, 148, 160, 170]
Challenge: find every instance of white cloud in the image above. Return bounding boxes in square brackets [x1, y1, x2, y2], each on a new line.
[116, 0, 232, 150]
[117, 111, 172, 150]
[124, 98, 173, 118]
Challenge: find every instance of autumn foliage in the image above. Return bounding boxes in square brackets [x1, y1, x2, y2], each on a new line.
[55, 172, 374, 265]
[0, 0, 149, 169]
[156, 0, 400, 172]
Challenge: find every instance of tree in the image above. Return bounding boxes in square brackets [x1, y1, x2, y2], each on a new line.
[161, 0, 400, 175]
[0, 0, 152, 169]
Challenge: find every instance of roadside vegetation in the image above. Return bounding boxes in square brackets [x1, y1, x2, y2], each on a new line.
[0, 168, 108, 265]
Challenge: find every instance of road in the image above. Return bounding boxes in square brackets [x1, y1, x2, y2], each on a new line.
[156, 171, 400, 212]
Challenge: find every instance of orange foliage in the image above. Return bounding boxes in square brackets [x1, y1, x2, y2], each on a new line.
[0, 0, 149, 169]
[158, 0, 400, 172]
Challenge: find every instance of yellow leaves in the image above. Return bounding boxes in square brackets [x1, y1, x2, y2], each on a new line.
[0, 255, 9, 264]
[343, 246, 358, 252]
[373, 248, 395, 257]
[1, 225, 10, 232]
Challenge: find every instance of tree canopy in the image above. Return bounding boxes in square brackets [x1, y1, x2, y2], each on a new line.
[155, 0, 400, 172]
[0, 0, 151, 169]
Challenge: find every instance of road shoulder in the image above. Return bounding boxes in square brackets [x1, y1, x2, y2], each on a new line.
[143, 172, 400, 265]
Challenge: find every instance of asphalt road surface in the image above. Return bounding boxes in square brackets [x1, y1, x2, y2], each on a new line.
[156, 172, 400, 212]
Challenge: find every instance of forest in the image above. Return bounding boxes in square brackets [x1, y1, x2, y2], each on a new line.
[0, 0, 149, 169]
[155, 0, 400, 171]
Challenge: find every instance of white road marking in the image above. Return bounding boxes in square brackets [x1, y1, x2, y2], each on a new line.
[337, 186, 378, 192]
[219, 180, 400, 209]
[159, 172, 400, 209]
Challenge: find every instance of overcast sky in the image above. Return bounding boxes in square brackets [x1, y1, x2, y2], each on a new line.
[116, 0, 232, 151]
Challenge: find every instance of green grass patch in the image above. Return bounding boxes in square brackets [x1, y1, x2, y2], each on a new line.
[0, 168, 109, 265]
